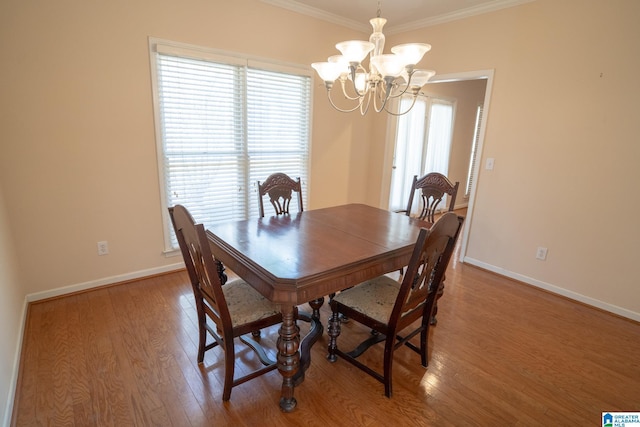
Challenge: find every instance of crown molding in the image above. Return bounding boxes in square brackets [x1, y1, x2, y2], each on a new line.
[261, 0, 369, 33]
[262, 0, 536, 35]
[386, 0, 537, 34]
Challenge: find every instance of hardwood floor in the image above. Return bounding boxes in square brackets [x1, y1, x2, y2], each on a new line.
[12, 237, 640, 425]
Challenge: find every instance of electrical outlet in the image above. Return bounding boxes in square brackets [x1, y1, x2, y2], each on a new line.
[536, 246, 548, 260]
[97, 241, 109, 256]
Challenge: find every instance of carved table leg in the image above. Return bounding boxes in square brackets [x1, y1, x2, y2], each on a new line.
[277, 305, 300, 412]
[327, 311, 341, 362]
[293, 298, 323, 386]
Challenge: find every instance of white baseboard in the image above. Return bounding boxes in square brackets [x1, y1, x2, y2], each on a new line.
[2, 299, 28, 427]
[453, 201, 468, 211]
[26, 263, 185, 302]
[463, 257, 640, 322]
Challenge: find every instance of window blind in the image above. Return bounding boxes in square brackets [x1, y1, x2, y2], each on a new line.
[151, 41, 311, 251]
[465, 104, 483, 198]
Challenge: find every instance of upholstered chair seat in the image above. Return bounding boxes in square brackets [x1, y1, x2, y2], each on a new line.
[223, 279, 280, 326]
[332, 277, 401, 325]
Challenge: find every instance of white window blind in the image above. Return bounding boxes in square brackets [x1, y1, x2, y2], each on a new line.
[465, 104, 484, 197]
[150, 40, 311, 251]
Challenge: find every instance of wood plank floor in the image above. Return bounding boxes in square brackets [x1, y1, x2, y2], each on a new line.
[12, 238, 640, 425]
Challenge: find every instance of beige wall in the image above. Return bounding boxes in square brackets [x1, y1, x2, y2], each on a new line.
[0, 0, 374, 297]
[379, 0, 640, 317]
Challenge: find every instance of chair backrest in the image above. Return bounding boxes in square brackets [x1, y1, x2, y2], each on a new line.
[169, 205, 231, 334]
[257, 172, 304, 217]
[391, 212, 464, 331]
[405, 172, 459, 223]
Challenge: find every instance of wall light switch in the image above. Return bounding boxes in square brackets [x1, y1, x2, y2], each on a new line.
[97, 241, 109, 256]
[485, 158, 495, 170]
[536, 247, 548, 260]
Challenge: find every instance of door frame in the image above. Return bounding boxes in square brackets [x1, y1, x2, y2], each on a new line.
[381, 69, 494, 262]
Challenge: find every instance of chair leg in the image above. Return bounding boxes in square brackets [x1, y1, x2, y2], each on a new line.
[327, 310, 341, 362]
[383, 338, 394, 398]
[329, 294, 349, 322]
[197, 320, 207, 363]
[222, 338, 235, 401]
[420, 323, 428, 367]
[430, 279, 446, 325]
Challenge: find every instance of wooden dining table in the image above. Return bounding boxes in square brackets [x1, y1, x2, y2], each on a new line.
[206, 203, 431, 412]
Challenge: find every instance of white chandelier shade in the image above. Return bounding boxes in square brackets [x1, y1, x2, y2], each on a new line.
[311, 12, 435, 116]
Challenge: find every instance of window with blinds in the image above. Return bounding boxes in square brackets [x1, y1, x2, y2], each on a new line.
[149, 39, 312, 252]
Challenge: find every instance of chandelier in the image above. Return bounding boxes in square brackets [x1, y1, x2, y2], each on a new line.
[311, 2, 435, 116]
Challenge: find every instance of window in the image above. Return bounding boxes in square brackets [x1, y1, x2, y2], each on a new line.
[149, 39, 312, 252]
[388, 96, 455, 213]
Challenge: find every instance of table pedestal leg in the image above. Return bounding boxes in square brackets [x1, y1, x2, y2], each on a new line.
[293, 297, 324, 386]
[277, 305, 300, 412]
[327, 311, 341, 362]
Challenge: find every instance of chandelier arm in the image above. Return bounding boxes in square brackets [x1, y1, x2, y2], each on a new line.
[326, 89, 365, 113]
[374, 78, 395, 113]
[384, 94, 420, 116]
[386, 82, 412, 99]
[386, 69, 417, 99]
[339, 78, 364, 101]
[373, 90, 384, 113]
[360, 88, 373, 115]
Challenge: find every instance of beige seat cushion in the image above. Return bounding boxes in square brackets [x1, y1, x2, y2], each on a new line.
[223, 279, 280, 327]
[332, 276, 401, 324]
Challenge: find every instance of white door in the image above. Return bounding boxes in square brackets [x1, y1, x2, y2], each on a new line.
[389, 97, 455, 213]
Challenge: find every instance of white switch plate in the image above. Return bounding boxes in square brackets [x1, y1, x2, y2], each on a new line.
[97, 241, 109, 256]
[536, 247, 548, 260]
[485, 158, 495, 170]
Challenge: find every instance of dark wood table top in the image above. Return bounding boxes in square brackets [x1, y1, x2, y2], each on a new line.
[206, 203, 431, 304]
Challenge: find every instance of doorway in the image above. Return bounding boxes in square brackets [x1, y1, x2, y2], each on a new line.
[388, 96, 455, 213]
[381, 69, 494, 262]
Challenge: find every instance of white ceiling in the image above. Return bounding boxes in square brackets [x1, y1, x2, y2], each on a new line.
[262, 0, 535, 33]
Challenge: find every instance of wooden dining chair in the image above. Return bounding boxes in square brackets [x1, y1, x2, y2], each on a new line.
[327, 212, 464, 397]
[397, 172, 460, 323]
[400, 172, 459, 223]
[169, 204, 284, 401]
[257, 172, 303, 217]
[256, 172, 327, 325]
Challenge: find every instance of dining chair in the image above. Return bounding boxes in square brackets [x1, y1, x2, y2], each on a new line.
[256, 173, 334, 325]
[256, 172, 347, 324]
[399, 172, 459, 223]
[257, 172, 303, 217]
[397, 172, 460, 323]
[169, 204, 284, 401]
[327, 212, 464, 397]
